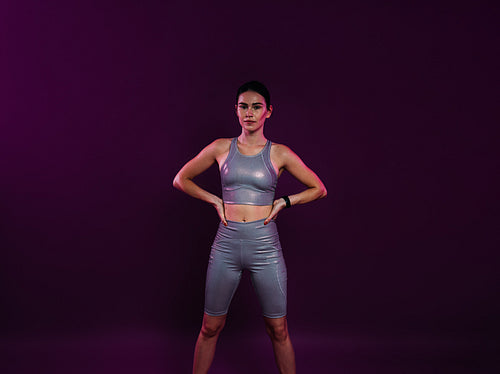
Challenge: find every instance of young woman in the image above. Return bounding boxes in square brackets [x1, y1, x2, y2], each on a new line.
[173, 81, 327, 374]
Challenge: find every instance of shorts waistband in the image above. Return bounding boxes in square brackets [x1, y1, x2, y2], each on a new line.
[216, 218, 278, 240]
[225, 217, 268, 224]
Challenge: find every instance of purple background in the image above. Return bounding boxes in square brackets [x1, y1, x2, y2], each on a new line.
[1, 1, 498, 373]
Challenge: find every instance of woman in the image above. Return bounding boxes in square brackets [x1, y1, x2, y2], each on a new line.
[173, 81, 327, 374]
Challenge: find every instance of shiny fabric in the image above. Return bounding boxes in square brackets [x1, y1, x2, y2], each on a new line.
[221, 138, 278, 205]
[204, 218, 287, 318]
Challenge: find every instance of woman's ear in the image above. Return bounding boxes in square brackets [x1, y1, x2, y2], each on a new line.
[266, 105, 273, 118]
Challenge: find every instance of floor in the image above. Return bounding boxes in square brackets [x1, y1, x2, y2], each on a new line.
[1, 328, 497, 373]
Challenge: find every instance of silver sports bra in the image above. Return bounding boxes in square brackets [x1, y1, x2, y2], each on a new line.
[220, 138, 278, 205]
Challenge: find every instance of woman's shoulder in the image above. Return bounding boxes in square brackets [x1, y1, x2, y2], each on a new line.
[211, 137, 233, 148]
[212, 137, 234, 145]
[270, 141, 294, 157]
[206, 137, 233, 155]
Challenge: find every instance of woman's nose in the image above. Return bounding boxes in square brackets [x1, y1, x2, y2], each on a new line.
[246, 108, 253, 116]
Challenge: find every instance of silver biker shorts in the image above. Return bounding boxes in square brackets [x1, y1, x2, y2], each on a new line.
[204, 218, 287, 318]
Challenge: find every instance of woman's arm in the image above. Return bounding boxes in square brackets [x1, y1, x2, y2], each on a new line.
[173, 138, 229, 225]
[279, 144, 327, 205]
[264, 144, 327, 224]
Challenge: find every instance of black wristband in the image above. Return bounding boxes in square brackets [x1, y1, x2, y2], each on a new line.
[281, 195, 291, 208]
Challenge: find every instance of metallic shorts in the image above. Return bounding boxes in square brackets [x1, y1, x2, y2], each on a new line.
[204, 218, 287, 318]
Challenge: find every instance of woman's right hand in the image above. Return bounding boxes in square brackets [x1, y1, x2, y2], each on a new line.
[212, 197, 228, 226]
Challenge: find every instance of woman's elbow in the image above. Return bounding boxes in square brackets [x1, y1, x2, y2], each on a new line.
[318, 185, 327, 199]
[172, 174, 183, 190]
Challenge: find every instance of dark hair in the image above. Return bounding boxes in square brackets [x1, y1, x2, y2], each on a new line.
[236, 81, 272, 110]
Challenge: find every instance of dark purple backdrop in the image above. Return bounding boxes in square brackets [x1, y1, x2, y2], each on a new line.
[1, 1, 498, 373]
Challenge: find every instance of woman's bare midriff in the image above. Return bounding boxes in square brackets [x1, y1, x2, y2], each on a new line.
[224, 203, 273, 222]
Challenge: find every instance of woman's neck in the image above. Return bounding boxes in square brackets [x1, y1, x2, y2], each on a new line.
[238, 130, 266, 145]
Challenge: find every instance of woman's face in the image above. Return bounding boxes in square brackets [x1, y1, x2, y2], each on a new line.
[235, 91, 272, 133]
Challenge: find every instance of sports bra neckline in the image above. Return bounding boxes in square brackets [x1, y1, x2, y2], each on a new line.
[234, 137, 270, 157]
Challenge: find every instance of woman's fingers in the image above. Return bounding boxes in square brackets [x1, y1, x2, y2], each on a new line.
[266, 198, 287, 224]
[264, 211, 278, 225]
[218, 209, 227, 226]
[264, 203, 282, 225]
[220, 206, 227, 226]
[215, 200, 228, 226]
[264, 214, 274, 225]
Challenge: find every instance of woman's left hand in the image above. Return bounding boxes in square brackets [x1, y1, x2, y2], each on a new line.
[264, 198, 287, 225]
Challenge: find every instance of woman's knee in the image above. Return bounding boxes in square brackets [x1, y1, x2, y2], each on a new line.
[264, 317, 289, 342]
[201, 314, 226, 338]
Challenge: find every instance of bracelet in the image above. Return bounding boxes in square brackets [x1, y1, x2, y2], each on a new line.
[281, 196, 291, 208]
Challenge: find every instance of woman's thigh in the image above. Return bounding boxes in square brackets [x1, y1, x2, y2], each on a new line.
[247, 243, 287, 319]
[204, 242, 242, 316]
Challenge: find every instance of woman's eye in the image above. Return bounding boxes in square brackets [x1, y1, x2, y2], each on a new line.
[253, 106, 262, 110]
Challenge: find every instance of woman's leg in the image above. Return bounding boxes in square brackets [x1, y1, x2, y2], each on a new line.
[196, 221, 242, 373]
[245, 220, 293, 372]
[264, 316, 296, 374]
[193, 313, 227, 374]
